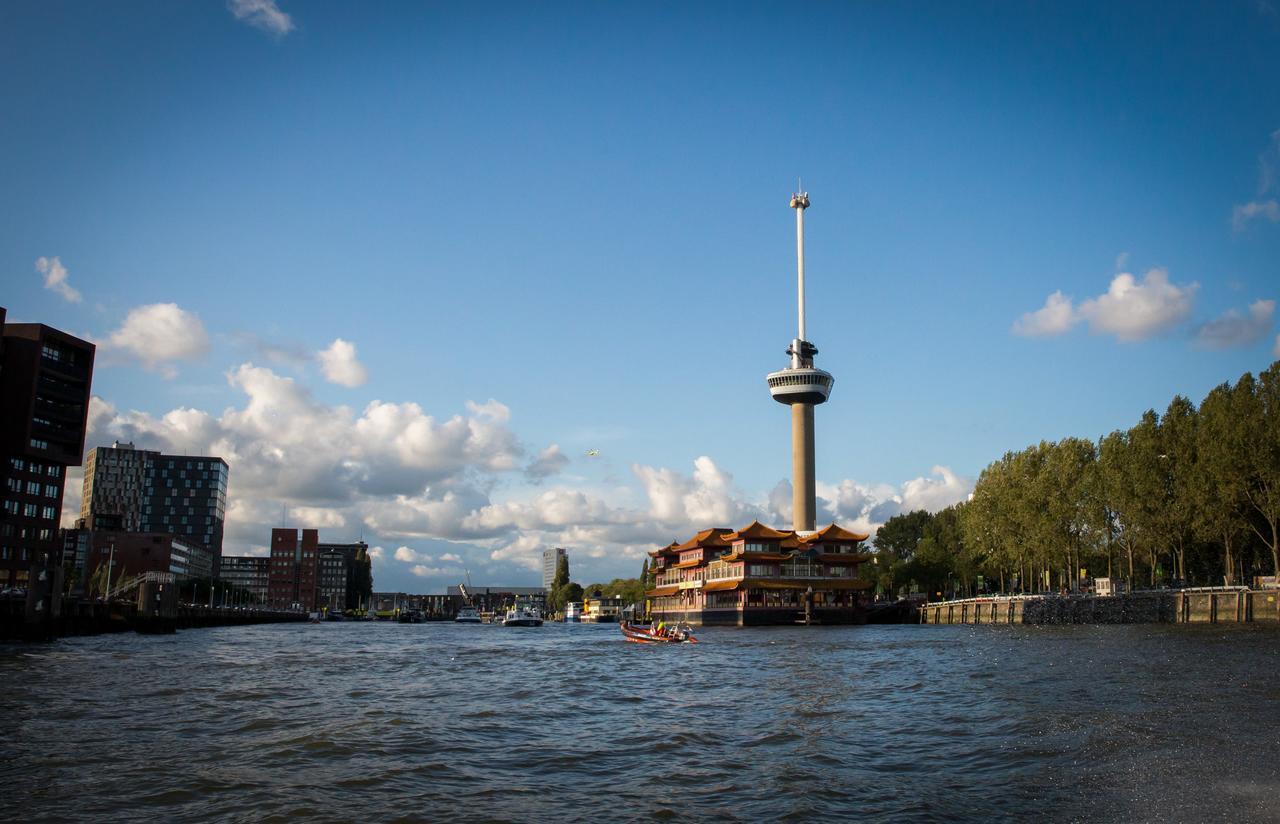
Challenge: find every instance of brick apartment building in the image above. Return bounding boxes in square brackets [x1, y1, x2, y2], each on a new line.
[268, 528, 319, 611]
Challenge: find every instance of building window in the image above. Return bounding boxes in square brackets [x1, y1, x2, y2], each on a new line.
[30, 439, 49, 450]
[9, 458, 24, 471]
[42, 506, 57, 520]
[23, 503, 38, 517]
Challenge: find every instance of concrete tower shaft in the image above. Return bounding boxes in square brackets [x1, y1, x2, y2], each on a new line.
[766, 190, 834, 533]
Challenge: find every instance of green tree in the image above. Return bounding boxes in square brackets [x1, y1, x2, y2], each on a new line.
[547, 553, 572, 613]
[561, 582, 584, 606]
[1240, 363, 1280, 577]
[1196, 382, 1251, 585]
[874, 510, 933, 560]
[1157, 395, 1199, 582]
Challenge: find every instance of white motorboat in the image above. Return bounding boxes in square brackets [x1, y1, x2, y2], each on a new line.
[501, 606, 544, 627]
[455, 606, 482, 624]
[563, 602, 582, 623]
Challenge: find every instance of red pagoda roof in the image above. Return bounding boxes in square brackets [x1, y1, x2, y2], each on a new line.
[802, 523, 871, 544]
[674, 528, 734, 551]
[721, 520, 794, 542]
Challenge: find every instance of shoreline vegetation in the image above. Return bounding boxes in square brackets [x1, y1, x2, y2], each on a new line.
[868, 361, 1280, 599]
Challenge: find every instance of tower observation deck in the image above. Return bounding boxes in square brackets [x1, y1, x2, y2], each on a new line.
[766, 190, 834, 533]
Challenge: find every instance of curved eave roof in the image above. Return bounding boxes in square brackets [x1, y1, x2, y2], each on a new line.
[721, 520, 795, 542]
[803, 523, 871, 543]
[673, 528, 734, 552]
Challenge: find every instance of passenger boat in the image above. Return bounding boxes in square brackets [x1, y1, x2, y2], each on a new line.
[501, 606, 544, 627]
[619, 620, 697, 644]
[455, 606, 482, 624]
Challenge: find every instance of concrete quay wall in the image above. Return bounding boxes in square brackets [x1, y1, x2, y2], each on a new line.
[919, 589, 1280, 626]
[1, 597, 309, 641]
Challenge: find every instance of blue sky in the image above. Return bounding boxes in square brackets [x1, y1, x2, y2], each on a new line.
[3, 1, 1278, 593]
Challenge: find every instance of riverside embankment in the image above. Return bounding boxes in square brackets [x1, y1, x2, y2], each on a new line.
[0, 596, 307, 641]
[919, 587, 1280, 625]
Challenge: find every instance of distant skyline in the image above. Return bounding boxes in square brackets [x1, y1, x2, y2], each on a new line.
[3, 1, 1277, 593]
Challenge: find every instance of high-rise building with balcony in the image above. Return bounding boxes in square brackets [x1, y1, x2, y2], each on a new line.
[80, 442, 228, 574]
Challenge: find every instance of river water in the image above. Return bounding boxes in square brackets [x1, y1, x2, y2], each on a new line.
[2, 622, 1278, 822]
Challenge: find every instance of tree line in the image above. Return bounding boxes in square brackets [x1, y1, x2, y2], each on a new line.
[870, 361, 1280, 598]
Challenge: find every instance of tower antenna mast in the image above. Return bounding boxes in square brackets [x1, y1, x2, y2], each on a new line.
[767, 185, 833, 533]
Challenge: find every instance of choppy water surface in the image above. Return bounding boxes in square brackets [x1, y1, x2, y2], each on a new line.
[2, 622, 1278, 822]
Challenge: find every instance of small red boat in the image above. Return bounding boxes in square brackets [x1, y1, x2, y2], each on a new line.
[620, 621, 698, 644]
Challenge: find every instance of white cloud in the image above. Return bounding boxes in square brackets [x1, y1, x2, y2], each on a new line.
[1233, 200, 1280, 231]
[288, 506, 346, 528]
[104, 303, 210, 378]
[1012, 290, 1077, 337]
[1194, 299, 1276, 350]
[35, 257, 81, 303]
[70, 358, 976, 589]
[1014, 268, 1197, 343]
[526, 444, 569, 480]
[1077, 268, 1197, 342]
[900, 466, 973, 512]
[1274, 334, 1280, 358]
[228, 0, 294, 36]
[317, 338, 368, 387]
[394, 546, 431, 563]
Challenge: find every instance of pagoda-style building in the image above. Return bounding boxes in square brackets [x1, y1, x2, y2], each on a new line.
[645, 521, 872, 626]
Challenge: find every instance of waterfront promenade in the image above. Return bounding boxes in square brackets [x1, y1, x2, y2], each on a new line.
[919, 588, 1280, 625]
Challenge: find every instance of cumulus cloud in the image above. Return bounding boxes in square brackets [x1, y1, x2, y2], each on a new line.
[1194, 299, 1276, 349]
[1232, 200, 1280, 231]
[1012, 290, 1076, 337]
[228, 0, 294, 36]
[71, 358, 976, 589]
[1077, 268, 1197, 341]
[318, 338, 368, 387]
[35, 256, 81, 303]
[104, 303, 211, 378]
[525, 444, 569, 480]
[394, 546, 431, 563]
[901, 466, 973, 512]
[1015, 268, 1197, 343]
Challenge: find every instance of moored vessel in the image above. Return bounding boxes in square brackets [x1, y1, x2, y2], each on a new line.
[501, 606, 544, 627]
[455, 606, 482, 624]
